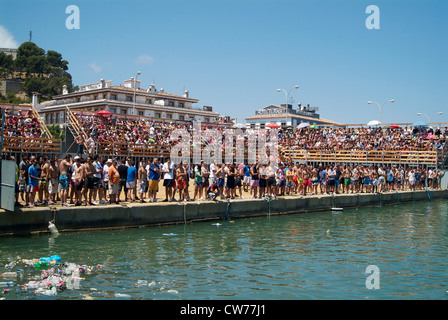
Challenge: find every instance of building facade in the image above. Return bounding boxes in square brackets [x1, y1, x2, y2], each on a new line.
[245, 103, 342, 128]
[0, 48, 18, 60]
[37, 78, 220, 124]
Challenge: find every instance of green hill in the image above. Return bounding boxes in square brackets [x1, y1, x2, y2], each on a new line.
[0, 41, 76, 103]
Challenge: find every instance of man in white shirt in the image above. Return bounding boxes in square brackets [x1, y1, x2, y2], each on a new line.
[162, 157, 175, 201]
[86, 133, 95, 156]
[209, 160, 217, 186]
[103, 159, 112, 202]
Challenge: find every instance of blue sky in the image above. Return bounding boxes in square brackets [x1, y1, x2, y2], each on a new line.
[1, 0, 447, 125]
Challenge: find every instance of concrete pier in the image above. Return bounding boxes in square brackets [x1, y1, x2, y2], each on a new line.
[0, 190, 447, 237]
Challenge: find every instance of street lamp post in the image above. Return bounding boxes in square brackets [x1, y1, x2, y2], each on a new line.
[132, 71, 141, 116]
[277, 85, 299, 127]
[367, 99, 395, 123]
[417, 111, 443, 125]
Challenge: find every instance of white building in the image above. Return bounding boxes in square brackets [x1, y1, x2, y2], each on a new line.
[245, 103, 342, 128]
[37, 78, 220, 124]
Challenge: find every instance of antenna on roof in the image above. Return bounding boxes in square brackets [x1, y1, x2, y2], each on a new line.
[29, 30, 32, 42]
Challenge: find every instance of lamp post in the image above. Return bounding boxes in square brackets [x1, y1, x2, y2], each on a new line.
[132, 71, 141, 116]
[277, 85, 299, 127]
[367, 99, 395, 123]
[417, 111, 443, 125]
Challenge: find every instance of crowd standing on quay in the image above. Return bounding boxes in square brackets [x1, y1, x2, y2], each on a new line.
[8, 153, 446, 208]
[69, 111, 448, 153]
[1, 109, 447, 208]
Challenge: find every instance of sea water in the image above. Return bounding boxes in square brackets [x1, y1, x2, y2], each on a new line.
[0, 199, 447, 300]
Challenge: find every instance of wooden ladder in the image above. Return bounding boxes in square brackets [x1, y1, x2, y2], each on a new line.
[30, 102, 53, 139]
[65, 105, 89, 150]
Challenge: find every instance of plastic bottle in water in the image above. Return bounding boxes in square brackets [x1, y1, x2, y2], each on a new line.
[34, 286, 57, 296]
[0, 282, 15, 287]
[0, 272, 17, 279]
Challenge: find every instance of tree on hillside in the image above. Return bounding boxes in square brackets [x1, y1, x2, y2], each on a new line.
[0, 52, 14, 79]
[12, 41, 75, 101]
[14, 41, 46, 76]
[46, 50, 69, 71]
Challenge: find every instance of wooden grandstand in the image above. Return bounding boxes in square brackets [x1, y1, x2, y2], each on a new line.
[1, 104, 447, 168]
[1, 103, 62, 155]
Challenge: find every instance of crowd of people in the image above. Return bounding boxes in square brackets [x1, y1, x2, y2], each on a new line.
[72, 112, 447, 155]
[73, 112, 186, 152]
[1, 110, 447, 208]
[11, 152, 446, 208]
[1, 108, 43, 139]
[279, 126, 447, 152]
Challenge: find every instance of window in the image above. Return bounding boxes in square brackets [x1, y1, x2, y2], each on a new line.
[120, 109, 127, 115]
[111, 94, 117, 100]
[179, 103, 184, 108]
[126, 96, 132, 102]
[155, 113, 161, 118]
[204, 118, 209, 122]
[168, 101, 174, 107]
[146, 98, 151, 104]
[138, 111, 144, 116]
[110, 108, 116, 113]
[179, 115, 185, 121]
[166, 114, 172, 119]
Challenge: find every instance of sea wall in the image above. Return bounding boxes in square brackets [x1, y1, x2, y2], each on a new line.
[0, 190, 447, 237]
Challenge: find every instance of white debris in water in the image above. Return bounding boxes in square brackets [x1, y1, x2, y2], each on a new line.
[167, 289, 179, 294]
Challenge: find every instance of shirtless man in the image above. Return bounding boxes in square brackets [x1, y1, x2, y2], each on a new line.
[352, 166, 360, 194]
[371, 166, 379, 193]
[299, 164, 306, 196]
[82, 156, 96, 205]
[341, 165, 351, 194]
[48, 158, 59, 204]
[73, 157, 84, 206]
[293, 162, 299, 195]
[138, 159, 148, 202]
[59, 154, 73, 206]
[39, 156, 50, 205]
[75, 134, 85, 159]
[302, 165, 311, 196]
[176, 161, 188, 201]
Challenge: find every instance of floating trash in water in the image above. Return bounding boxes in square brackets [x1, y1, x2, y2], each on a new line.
[163, 233, 177, 236]
[48, 221, 59, 235]
[1, 255, 103, 297]
[0, 281, 15, 288]
[166, 289, 179, 294]
[211, 223, 222, 226]
[137, 280, 156, 287]
[0, 272, 18, 279]
[114, 293, 131, 298]
[34, 286, 57, 296]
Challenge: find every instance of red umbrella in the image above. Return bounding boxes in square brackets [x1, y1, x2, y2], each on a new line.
[390, 124, 400, 129]
[97, 110, 111, 116]
[266, 123, 280, 128]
